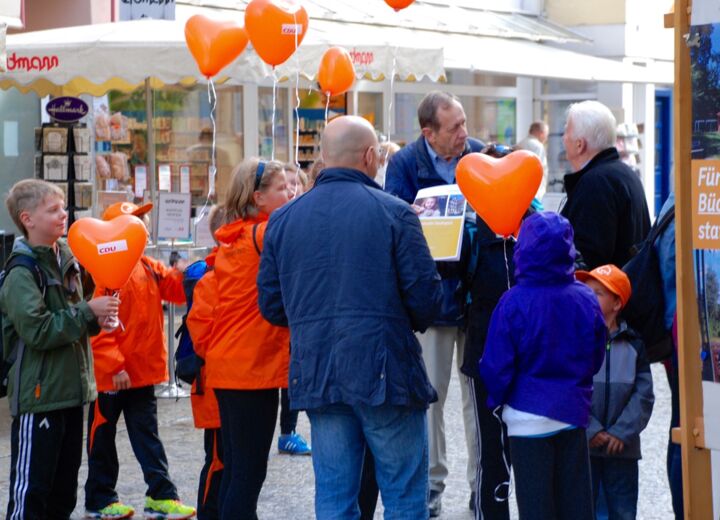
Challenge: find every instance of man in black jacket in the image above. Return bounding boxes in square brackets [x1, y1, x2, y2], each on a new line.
[561, 100, 650, 269]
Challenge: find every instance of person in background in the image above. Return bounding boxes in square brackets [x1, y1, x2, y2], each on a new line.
[284, 163, 309, 200]
[84, 201, 194, 520]
[258, 116, 441, 519]
[186, 205, 226, 520]
[307, 159, 325, 190]
[480, 212, 606, 520]
[375, 140, 400, 189]
[515, 121, 549, 199]
[205, 159, 290, 520]
[385, 91, 484, 516]
[561, 101, 650, 270]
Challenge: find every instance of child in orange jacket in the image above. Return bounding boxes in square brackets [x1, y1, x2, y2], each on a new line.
[84, 201, 196, 520]
[205, 159, 290, 520]
[186, 205, 224, 520]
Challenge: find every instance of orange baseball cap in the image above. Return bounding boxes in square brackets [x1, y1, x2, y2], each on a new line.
[576, 264, 632, 308]
[102, 201, 153, 221]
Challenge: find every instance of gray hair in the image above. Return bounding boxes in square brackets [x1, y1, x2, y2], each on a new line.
[418, 91, 460, 130]
[566, 101, 616, 152]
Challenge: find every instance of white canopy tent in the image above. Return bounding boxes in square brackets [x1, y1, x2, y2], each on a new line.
[0, 18, 445, 96]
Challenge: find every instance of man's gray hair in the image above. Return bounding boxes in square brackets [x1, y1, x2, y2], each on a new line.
[418, 91, 460, 130]
[566, 101, 617, 152]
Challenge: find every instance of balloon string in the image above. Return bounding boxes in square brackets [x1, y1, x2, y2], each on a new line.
[196, 79, 217, 225]
[388, 48, 397, 141]
[271, 69, 277, 161]
[324, 95, 330, 125]
[292, 8, 301, 199]
[503, 238, 511, 290]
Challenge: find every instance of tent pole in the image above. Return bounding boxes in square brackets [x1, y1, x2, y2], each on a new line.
[145, 78, 157, 243]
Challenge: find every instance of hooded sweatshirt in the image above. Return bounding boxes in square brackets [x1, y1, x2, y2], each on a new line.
[479, 212, 607, 428]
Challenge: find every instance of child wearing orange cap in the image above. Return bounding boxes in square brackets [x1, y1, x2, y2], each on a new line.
[577, 264, 654, 520]
[84, 201, 196, 520]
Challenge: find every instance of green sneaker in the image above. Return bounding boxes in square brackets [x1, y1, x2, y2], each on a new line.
[85, 502, 135, 519]
[143, 498, 196, 520]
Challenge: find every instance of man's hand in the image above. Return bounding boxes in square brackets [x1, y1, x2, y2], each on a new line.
[88, 295, 120, 319]
[589, 431, 610, 449]
[112, 370, 131, 391]
[605, 434, 625, 455]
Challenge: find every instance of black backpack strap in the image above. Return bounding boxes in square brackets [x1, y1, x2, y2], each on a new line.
[252, 223, 262, 256]
[647, 205, 675, 246]
[4, 255, 46, 296]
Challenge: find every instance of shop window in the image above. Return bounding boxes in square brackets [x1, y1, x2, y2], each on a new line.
[357, 92, 384, 134]
[291, 90, 347, 170]
[446, 69, 516, 87]
[259, 86, 289, 162]
[99, 85, 244, 216]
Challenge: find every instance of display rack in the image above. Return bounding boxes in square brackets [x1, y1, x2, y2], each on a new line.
[35, 121, 93, 227]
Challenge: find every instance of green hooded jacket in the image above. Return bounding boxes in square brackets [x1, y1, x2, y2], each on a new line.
[1, 237, 100, 416]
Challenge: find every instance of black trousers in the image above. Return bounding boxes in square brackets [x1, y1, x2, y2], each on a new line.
[215, 388, 279, 520]
[279, 388, 299, 435]
[197, 428, 224, 520]
[469, 376, 511, 520]
[6, 406, 84, 520]
[509, 428, 594, 520]
[85, 386, 178, 510]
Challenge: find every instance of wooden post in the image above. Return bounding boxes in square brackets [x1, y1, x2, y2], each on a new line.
[673, 0, 714, 517]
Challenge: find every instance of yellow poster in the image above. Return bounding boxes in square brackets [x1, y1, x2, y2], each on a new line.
[413, 184, 466, 261]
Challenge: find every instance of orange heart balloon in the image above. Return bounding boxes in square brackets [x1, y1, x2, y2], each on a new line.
[384, 0, 415, 11]
[457, 150, 543, 237]
[184, 15, 249, 78]
[68, 215, 148, 290]
[317, 47, 356, 97]
[245, 0, 309, 67]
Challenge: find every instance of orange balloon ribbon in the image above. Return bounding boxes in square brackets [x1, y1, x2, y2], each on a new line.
[317, 47, 356, 97]
[184, 15, 249, 78]
[456, 150, 543, 237]
[245, 0, 309, 67]
[67, 215, 148, 290]
[384, 0, 416, 11]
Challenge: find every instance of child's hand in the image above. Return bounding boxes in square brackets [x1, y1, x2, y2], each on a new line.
[88, 295, 121, 318]
[112, 370, 131, 391]
[605, 434, 625, 455]
[589, 431, 610, 448]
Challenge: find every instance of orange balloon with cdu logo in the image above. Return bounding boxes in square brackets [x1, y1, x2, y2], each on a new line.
[317, 47, 356, 97]
[184, 15, 249, 78]
[67, 215, 148, 290]
[384, 0, 416, 11]
[245, 0, 309, 67]
[456, 150, 543, 237]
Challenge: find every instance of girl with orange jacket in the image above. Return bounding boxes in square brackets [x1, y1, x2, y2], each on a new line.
[186, 205, 225, 520]
[205, 159, 290, 520]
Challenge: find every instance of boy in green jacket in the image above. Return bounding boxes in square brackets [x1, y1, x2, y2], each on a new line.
[1, 179, 119, 520]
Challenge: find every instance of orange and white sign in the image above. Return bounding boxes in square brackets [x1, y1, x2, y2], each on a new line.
[692, 160, 720, 248]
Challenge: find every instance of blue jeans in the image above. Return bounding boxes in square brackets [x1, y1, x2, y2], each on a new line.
[590, 457, 639, 520]
[307, 403, 429, 520]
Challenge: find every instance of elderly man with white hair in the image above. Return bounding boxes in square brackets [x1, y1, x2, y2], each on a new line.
[561, 100, 650, 269]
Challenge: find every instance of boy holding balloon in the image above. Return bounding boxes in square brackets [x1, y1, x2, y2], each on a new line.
[2, 179, 120, 520]
[83, 201, 195, 520]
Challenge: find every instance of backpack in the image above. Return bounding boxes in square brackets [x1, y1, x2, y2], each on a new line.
[622, 205, 675, 363]
[0, 255, 47, 398]
[174, 260, 208, 387]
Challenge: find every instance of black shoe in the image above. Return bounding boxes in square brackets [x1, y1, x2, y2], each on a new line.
[428, 490, 442, 518]
[469, 491, 476, 512]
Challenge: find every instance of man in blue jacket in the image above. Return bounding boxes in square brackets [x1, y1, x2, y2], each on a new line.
[258, 115, 442, 519]
[385, 91, 484, 516]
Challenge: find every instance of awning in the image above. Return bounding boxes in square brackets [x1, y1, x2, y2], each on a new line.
[0, 18, 444, 97]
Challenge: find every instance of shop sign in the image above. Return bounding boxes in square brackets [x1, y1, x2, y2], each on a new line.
[157, 192, 191, 240]
[5, 52, 59, 72]
[119, 0, 175, 21]
[349, 48, 374, 67]
[45, 96, 89, 123]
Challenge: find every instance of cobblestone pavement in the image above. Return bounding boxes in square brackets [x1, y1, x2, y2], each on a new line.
[0, 364, 674, 519]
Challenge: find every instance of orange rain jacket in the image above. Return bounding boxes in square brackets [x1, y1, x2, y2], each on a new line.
[91, 256, 186, 392]
[205, 215, 290, 391]
[186, 248, 220, 429]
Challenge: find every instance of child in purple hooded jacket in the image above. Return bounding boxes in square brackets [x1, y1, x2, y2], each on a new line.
[479, 212, 606, 520]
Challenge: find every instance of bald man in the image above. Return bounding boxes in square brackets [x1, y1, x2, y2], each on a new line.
[258, 116, 442, 519]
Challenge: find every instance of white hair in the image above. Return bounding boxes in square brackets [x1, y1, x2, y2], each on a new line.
[566, 101, 617, 152]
